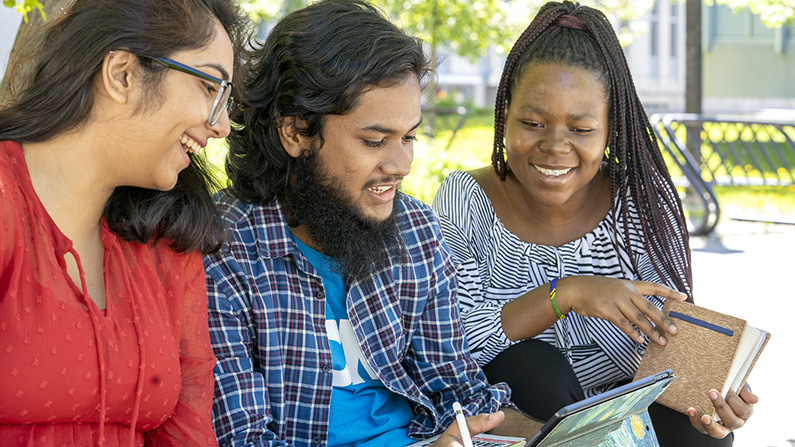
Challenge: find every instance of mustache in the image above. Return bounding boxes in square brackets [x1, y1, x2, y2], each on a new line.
[363, 176, 403, 189]
[284, 155, 406, 282]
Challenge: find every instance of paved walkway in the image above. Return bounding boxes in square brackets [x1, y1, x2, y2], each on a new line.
[689, 219, 795, 447]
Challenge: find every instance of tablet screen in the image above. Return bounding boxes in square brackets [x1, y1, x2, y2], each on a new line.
[527, 370, 674, 447]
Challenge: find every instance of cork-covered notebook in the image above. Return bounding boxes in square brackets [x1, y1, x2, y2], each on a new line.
[634, 300, 770, 417]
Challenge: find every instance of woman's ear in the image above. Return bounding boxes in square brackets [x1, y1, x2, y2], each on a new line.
[100, 50, 137, 104]
[278, 116, 311, 158]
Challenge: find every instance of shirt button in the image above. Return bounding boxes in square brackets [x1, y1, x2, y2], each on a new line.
[313, 435, 322, 444]
[316, 290, 325, 300]
[321, 365, 331, 373]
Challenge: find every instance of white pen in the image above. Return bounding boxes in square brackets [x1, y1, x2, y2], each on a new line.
[453, 401, 474, 447]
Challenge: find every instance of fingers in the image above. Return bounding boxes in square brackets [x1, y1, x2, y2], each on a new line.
[629, 281, 687, 341]
[588, 293, 661, 345]
[738, 383, 759, 405]
[709, 390, 745, 431]
[686, 407, 731, 439]
[632, 281, 688, 302]
[611, 303, 653, 344]
[565, 277, 685, 345]
[686, 387, 755, 440]
[609, 292, 669, 345]
[686, 407, 705, 433]
[437, 411, 505, 446]
[696, 411, 732, 439]
[634, 294, 678, 341]
[465, 410, 505, 436]
[720, 388, 755, 428]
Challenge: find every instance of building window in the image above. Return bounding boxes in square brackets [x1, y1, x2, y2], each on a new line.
[670, 2, 678, 58]
[649, 0, 659, 80]
[714, 4, 745, 38]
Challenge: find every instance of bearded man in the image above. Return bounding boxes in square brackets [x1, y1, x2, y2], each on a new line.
[202, 1, 541, 446]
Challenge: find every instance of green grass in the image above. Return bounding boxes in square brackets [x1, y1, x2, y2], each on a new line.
[716, 185, 795, 216]
[205, 111, 795, 215]
[403, 111, 493, 203]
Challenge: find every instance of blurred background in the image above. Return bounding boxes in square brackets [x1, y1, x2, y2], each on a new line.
[3, 1, 795, 209]
[2, 1, 793, 446]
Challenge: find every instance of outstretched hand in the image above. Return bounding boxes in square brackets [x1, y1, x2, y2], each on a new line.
[430, 411, 506, 446]
[559, 276, 687, 345]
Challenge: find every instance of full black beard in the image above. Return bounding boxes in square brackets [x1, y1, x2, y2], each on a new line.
[281, 153, 405, 283]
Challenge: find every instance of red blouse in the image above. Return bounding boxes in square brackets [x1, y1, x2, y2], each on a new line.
[0, 141, 219, 447]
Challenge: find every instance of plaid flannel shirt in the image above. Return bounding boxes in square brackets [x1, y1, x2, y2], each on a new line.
[203, 190, 512, 447]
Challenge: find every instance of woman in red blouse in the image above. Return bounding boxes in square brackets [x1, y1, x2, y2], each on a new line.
[0, 0, 247, 445]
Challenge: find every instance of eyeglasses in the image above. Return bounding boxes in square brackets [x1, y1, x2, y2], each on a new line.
[152, 56, 233, 126]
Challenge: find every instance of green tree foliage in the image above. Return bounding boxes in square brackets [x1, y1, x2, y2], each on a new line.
[1, 0, 68, 104]
[241, 0, 657, 57]
[374, 0, 514, 59]
[3, 0, 44, 22]
[239, 0, 656, 115]
[709, 0, 795, 27]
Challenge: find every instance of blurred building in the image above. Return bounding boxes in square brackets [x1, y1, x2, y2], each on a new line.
[2, 1, 793, 115]
[434, 0, 795, 115]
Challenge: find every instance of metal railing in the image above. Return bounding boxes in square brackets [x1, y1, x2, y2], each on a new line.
[651, 113, 795, 236]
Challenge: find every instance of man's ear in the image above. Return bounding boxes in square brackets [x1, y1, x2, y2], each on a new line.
[100, 50, 137, 104]
[278, 116, 311, 158]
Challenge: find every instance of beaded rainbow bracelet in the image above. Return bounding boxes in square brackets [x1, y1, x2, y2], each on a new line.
[550, 278, 565, 320]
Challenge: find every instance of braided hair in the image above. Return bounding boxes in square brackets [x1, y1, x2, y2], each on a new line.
[492, 1, 693, 298]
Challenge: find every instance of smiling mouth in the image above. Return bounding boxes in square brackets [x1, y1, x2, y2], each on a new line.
[534, 165, 573, 177]
[368, 185, 394, 194]
[179, 135, 202, 155]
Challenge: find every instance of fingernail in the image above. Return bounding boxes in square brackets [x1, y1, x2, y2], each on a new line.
[687, 408, 696, 417]
[668, 322, 677, 334]
[710, 390, 719, 400]
[658, 335, 667, 345]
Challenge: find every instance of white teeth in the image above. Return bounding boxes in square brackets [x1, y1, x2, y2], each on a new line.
[534, 165, 573, 177]
[179, 135, 202, 154]
[368, 185, 392, 194]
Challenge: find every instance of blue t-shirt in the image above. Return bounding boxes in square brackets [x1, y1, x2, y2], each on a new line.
[294, 237, 415, 447]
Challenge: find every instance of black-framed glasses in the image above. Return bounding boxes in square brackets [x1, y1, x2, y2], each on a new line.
[152, 56, 233, 126]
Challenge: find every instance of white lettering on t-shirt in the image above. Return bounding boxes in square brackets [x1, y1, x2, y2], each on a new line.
[326, 319, 378, 387]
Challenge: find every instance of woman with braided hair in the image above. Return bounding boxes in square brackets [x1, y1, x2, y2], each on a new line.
[432, 1, 756, 445]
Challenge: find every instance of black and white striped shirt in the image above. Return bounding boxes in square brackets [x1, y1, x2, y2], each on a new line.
[433, 171, 675, 397]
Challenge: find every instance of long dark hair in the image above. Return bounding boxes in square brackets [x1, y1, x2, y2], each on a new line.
[226, 0, 430, 206]
[0, 0, 248, 254]
[492, 1, 693, 296]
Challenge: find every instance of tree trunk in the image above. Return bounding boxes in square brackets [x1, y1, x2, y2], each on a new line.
[423, 0, 440, 139]
[685, 0, 702, 155]
[0, 0, 68, 105]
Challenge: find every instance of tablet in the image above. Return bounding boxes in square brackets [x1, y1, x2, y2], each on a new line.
[526, 370, 675, 447]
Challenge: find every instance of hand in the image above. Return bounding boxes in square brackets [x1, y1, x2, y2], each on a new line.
[559, 276, 687, 345]
[687, 383, 757, 439]
[430, 411, 505, 446]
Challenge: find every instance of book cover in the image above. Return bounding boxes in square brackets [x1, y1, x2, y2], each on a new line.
[634, 300, 770, 416]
